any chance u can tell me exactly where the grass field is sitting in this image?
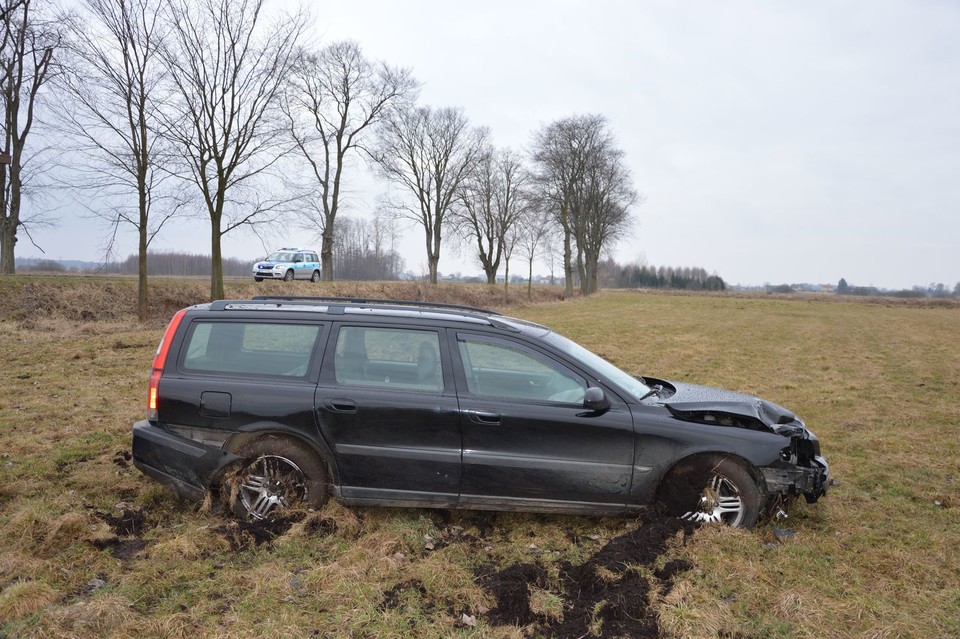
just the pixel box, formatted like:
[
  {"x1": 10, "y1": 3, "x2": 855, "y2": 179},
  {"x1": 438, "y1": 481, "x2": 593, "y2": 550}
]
[{"x1": 0, "y1": 279, "x2": 957, "y2": 638}]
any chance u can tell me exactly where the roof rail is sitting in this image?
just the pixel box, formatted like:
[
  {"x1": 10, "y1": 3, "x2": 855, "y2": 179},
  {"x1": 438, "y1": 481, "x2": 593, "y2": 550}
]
[{"x1": 248, "y1": 295, "x2": 501, "y2": 316}]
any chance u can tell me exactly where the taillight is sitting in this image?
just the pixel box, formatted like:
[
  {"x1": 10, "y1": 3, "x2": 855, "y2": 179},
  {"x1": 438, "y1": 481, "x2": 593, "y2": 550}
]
[{"x1": 147, "y1": 309, "x2": 187, "y2": 420}]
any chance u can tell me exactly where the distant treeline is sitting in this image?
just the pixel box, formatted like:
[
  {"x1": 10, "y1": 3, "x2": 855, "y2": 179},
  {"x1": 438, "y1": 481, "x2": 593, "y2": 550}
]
[
  {"x1": 103, "y1": 253, "x2": 252, "y2": 277},
  {"x1": 598, "y1": 258, "x2": 726, "y2": 291},
  {"x1": 332, "y1": 217, "x2": 404, "y2": 281}
]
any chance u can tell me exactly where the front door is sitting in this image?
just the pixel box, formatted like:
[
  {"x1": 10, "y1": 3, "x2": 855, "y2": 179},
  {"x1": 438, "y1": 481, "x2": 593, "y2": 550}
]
[{"x1": 451, "y1": 332, "x2": 635, "y2": 512}]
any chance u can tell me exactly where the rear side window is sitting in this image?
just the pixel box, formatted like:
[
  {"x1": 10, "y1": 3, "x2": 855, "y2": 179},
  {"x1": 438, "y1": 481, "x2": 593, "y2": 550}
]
[
  {"x1": 333, "y1": 326, "x2": 442, "y2": 391},
  {"x1": 182, "y1": 321, "x2": 320, "y2": 377}
]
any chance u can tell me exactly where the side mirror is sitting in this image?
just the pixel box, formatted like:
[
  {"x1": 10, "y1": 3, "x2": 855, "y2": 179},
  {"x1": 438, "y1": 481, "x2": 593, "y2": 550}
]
[{"x1": 584, "y1": 387, "x2": 611, "y2": 413}]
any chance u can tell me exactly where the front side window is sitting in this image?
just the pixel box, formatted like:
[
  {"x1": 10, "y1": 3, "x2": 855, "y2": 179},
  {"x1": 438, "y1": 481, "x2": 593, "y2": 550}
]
[
  {"x1": 182, "y1": 322, "x2": 320, "y2": 377},
  {"x1": 333, "y1": 326, "x2": 442, "y2": 391},
  {"x1": 457, "y1": 335, "x2": 586, "y2": 404}
]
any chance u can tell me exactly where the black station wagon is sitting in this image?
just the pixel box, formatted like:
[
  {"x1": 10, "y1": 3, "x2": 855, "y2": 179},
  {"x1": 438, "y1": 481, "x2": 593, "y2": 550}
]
[{"x1": 132, "y1": 297, "x2": 830, "y2": 528}]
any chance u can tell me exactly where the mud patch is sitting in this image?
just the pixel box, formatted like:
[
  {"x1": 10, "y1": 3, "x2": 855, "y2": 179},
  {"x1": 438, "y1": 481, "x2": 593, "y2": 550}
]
[
  {"x1": 112, "y1": 450, "x2": 132, "y2": 468},
  {"x1": 378, "y1": 579, "x2": 428, "y2": 611},
  {"x1": 91, "y1": 537, "x2": 150, "y2": 561},
  {"x1": 479, "y1": 510, "x2": 696, "y2": 638},
  {"x1": 95, "y1": 507, "x2": 147, "y2": 536},
  {"x1": 479, "y1": 563, "x2": 549, "y2": 627},
  {"x1": 214, "y1": 512, "x2": 306, "y2": 551}
]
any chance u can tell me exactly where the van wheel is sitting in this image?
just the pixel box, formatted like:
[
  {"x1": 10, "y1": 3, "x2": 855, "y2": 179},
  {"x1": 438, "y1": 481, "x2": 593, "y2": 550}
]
[
  {"x1": 283, "y1": 269, "x2": 294, "y2": 282},
  {"x1": 232, "y1": 438, "x2": 327, "y2": 520},
  {"x1": 659, "y1": 455, "x2": 761, "y2": 528},
  {"x1": 311, "y1": 270, "x2": 321, "y2": 283}
]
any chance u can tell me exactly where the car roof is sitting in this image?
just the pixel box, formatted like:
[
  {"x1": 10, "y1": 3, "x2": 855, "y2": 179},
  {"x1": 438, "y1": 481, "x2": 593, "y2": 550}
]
[{"x1": 193, "y1": 296, "x2": 549, "y2": 334}]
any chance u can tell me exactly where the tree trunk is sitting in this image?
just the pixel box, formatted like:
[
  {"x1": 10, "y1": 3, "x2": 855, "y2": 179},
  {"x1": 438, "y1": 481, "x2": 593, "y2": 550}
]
[
  {"x1": 0, "y1": 218, "x2": 15, "y2": 274},
  {"x1": 321, "y1": 216, "x2": 334, "y2": 281},
  {"x1": 527, "y1": 255, "x2": 534, "y2": 301},
  {"x1": 503, "y1": 257, "x2": 510, "y2": 302},
  {"x1": 137, "y1": 221, "x2": 148, "y2": 322},
  {"x1": 583, "y1": 254, "x2": 599, "y2": 296},
  {"x1": 210, "y1": 227, "x2": 224, "y2": 300},
  {"x1": 577, "y1": 245, "x2": 588, "y2": 296},
  {"x1": 484, "y1": 265, "x2": 496, "y2": 285},
  {"x1": 562, "y1": 226, "x2": 574, "y2": 297},
  {"x1": 427, "y1": 255, "x2": 439, "y2": 284}
]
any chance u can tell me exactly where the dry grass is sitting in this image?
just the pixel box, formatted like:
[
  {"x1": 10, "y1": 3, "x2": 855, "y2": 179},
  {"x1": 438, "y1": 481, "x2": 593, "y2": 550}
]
[{"x1": 0, "y1": 278, "x2": 957, "y2": 638}]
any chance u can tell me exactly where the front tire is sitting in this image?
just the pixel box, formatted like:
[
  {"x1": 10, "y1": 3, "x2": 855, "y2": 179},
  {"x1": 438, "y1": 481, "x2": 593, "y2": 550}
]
[
  {"x1": 254, "y1": 277, "x2": 263, "y2": 282},
  {"x1": 659, "y1": 455, "x2": 761, "y2": 528},
  {"x1": 283, "y1": 269, "x2": 294, "y2": 282},
  {"x1": 231, "y1": 438, "x2": 328, "y2": 520}
]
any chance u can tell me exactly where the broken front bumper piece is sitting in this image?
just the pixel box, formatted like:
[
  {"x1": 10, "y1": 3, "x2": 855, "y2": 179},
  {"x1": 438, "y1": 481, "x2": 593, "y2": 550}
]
[{"x1": 760, "y1": 455, "x2": 831, "y2": 503}]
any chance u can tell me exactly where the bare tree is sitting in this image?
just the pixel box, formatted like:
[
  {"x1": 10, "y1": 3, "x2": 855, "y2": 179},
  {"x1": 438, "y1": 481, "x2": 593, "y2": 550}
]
[
  {"x1": 530, "y1": 116, "x2": 599, "y2": 296},
  {"x1": 373, "y1": 105, "x2": 485, "y2": 284},
  {"x1": 57, "y1": 0, "x2": 176, "y2": 320},
  {"x1": 517, "y1": 206, "x2": 553, "y2": 300},
  {"x1": 454, "y1": 146, "x2": 528, "y2": 285},
  {"x1": 0, "y1": 0, "x2": 61, "y2": 274},
  {"x1": 160, "y1": 0, "x2": 306, "y2": 300},
  {"x1": 284, "y1": 40, "x2": 415, "y2": 281},
  {"x1": 571, "y1": 135, "x2": 637, "y2": 295},
  {"x1": 530, "y1": 114, "x2": 636, "y2": 296}
]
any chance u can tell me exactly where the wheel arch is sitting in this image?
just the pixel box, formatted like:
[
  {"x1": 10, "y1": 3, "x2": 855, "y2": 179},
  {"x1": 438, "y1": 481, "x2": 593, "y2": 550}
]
[
  {"x1": 222, "y1": 426, "x2": 340, "y2": 488},
  {"x1": 657, "y1": 450, "x2": 766, "y2": 500}
]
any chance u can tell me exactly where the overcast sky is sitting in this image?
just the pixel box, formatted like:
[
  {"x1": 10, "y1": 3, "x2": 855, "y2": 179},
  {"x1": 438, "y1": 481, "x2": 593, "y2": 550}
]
[{"x1": 29, "y1": 0, "x2": 960, "y2": 289}]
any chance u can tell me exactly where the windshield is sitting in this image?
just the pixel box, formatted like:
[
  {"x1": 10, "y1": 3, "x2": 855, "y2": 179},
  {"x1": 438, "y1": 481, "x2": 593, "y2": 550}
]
[
  {"x1": 542, "y1": 331, "x2": 651, "y2": 401},
  {"x1": 266, "y1": 252, "x2": 296, "y2": 262}
]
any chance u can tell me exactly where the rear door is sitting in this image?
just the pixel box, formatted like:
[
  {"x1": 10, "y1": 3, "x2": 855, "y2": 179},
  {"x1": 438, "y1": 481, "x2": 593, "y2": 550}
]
[
  {"x1": 314, "y1": 323, "x2": 461, "y2": 506},
  {"x1": 159, "y1": 318, "x2": 325, "y2": 442},
  {"x1": 451, "y1": 332, "x2": 635, "y2": 511}
]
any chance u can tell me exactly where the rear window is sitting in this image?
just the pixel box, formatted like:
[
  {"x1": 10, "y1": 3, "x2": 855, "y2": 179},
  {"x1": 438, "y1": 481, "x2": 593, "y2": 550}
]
[{"x1": 182, "y1": 321, "x2": 320, "y2": 377}]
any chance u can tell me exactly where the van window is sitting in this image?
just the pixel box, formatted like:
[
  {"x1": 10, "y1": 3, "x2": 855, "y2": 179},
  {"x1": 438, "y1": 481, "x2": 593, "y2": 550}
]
[
  {"x1": 182, "y1": 321, "x2": 320, "y2": 377},
  {"x1": 333, "y1": 326, "x2": 442, "y2": 391}
]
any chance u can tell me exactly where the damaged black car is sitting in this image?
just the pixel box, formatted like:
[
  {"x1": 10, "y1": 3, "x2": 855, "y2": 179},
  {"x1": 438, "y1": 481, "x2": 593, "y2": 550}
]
[{"x1": 132, "y1": 297, "x2": 830, "y2": 528}]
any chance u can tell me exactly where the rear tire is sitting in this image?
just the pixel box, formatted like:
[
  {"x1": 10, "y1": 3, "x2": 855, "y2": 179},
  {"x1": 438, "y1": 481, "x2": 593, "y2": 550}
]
[
  {"x1": 659, "y1": 455, "x2": 761, "y2": 528},
  {"x1": 231, "y1": 437, "x2": 328, "y2": 520},
  {"x1": 311, "y1": 270, "x2": 321, "y2": 283}
]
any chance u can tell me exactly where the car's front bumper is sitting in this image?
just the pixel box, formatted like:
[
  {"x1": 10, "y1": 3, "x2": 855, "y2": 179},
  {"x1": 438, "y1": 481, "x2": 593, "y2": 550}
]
[
  {"x1": 132, "y1": 420, "x2": 242, "y2": 501},
  {"x1": 253, "y1": 270, "x2": 284, "y2": 279},
  {"x1": 760, "y1": 454, "x2": 831, "y2": 503}
]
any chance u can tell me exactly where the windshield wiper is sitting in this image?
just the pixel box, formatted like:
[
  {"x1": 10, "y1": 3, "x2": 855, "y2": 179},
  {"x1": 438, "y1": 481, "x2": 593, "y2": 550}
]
[{"x1": 638, "y1": 384, "x2": 663, "y2": 402}]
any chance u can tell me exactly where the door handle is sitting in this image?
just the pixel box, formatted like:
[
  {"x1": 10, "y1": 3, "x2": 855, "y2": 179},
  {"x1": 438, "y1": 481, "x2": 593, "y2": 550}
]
[
  {"x1": 463, "y1": 409, "x2": 501, "y2": 425},
  {"x1": 324, "y1": 398, "x2": 357, "y2": 414}
]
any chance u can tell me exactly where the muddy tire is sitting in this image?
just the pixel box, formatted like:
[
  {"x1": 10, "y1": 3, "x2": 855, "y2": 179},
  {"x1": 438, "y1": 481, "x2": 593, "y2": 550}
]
[
  {"x1": 283, "y1": 269, "x2": 295, "y2": 282},
  {"x1": 659, "y1": 455, "x2": 761, "y2": 528},
  {"x1": 231, "y1": 437, "x2": 328, "y2": 520}
]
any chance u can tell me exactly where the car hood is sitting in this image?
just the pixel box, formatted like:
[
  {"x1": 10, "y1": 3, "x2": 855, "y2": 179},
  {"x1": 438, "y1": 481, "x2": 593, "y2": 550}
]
[
  {"x1": 660, "y1": 381, "x2": 803, "y2": 436},
  {"x1": 255, "y1": 261, "x2": 280, "y2": 268}
]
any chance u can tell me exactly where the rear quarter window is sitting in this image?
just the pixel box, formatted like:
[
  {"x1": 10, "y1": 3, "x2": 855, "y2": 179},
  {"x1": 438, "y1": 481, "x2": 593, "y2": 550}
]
[{"x1": 181, "y1": 321, "x2": 321, "y2": 377}]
